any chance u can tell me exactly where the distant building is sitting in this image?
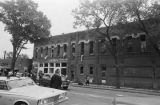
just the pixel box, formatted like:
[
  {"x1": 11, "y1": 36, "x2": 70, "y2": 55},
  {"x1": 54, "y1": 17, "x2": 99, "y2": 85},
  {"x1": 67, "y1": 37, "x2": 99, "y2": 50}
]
[
  {"x1": 33, "y1": 29, "x2": 160, "y2": 89},
  {"x1": 0, "y1": 58, "x2": 32, "y2": 74}
]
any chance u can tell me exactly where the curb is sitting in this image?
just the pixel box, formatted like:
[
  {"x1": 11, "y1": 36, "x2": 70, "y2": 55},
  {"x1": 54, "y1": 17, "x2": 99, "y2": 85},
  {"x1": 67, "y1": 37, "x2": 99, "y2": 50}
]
[{"x1": 71, "y1": 84, "x2": 160, "y2": 96}]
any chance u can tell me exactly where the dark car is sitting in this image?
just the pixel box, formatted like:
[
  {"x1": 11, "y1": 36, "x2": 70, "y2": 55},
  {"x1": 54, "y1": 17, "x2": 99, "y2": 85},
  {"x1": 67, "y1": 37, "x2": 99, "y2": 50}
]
[{"x1": 41, "y1": 74, "x2": 70, "y2": 89}]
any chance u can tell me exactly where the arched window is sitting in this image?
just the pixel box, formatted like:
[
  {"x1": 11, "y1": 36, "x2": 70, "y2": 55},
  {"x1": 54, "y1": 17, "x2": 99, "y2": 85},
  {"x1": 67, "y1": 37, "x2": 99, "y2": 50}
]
[
  {"x1": 80, "y1": 42, "x2": 84, "y2": 55},
  {"x1": 72, "y1": 43, "x2": 76, "y2": 54},
  {"x1": 139, "y1": 34, "x2": 146, "y2": 52},
  {"x1": 57, "y1": 45, "x2": 60, "y2": 56},
  {"x1": 51, "y1": 46, "x2": 54, "y2": 58},
  {"x1": 89, "y1": 41, "x2": 94, "y2": 54}
]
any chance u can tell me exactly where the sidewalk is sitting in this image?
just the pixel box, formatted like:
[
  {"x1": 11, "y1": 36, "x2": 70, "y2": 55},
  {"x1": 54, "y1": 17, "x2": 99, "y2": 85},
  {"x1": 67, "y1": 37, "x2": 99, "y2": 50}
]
[{"x1": 70, "y1": 83, "x2": 160, "y2": 96}]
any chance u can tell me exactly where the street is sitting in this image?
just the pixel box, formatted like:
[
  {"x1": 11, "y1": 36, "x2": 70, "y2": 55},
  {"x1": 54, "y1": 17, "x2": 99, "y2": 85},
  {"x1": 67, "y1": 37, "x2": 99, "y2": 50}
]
[{"x1": 61, "y1": 86, "x2": 159, "y2": 105}]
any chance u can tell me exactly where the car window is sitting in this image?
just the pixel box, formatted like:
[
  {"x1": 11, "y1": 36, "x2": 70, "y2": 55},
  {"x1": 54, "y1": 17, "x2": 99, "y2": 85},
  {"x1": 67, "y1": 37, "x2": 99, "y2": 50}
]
[
  {"x1": 7, "y1": 78, "x2": 35, "y2": 89},
  {"x1": 0, "y1": 80, "x2": 8, "y2": 90}
]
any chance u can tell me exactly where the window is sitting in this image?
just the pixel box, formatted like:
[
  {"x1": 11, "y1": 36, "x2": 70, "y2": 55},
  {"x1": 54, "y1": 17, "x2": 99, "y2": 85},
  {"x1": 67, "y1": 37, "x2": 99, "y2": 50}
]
[
  {"x1": 44, "y1": 63, "x2": 48, "y2": 67},
  {"x1": 126, "y1": 36, "x2": 133, "y2": 52},
  {"x1": 63, "y1": 44, "x2": 67, "y2": 58},
  {"x1": 44, "y1": 68, "x2": 48, "y2": 73},
  {"x1": 63, "y1": 44, "x2": 67, "y2": 53},
  {"x1": 0, "y1": 81, "x2": 8, "y2": 90},
  {"x1": 140, "y1": 34, "x2": 146, "y2": 52},
  {"x1": 72, "y1": 43, "x2": 76, "y2": 54},
  {"x1": 45, "y1": 47, "x2": 48, "y2": 55},
  {"x1": 61, "y1": 68, "x2": 67, "y2": 76},
  {"x1": 89, "y1": 66, "x2": 94, "y2": 75},
  {"x1": 100, "y1": 39, "x2": 107, "y2": 54},
  {"x1": 80, "y1": 42, "x2": 84, "y2": 55},
  {"x1": 50, "y1": 63, "x2": 54, "y2": 67},
  {"x1": 51, "y1": 46, "x2": 54, "y2": 58},
  {"x1": 89, "y1": 41, "x2": 94, "y2": 54},
  {"x1": 62, "y1": 63, "x2": 67, "y2": 67},
  {"x1": 112, "y1": 38, "x2": 117, "y2": 46},
  {"x1": 101, "y1": 65, "x2": 106, "y2": 77},
  {"x1": 40, "y1": 63, "x2": 43, "y2": 67},
  {"x1": 57, "y1": 45, "x2": 60, "y2": 56},
  {"x1": 49, "y1": 68, "x2": 54, "y2": 73},
  {"x1": 56, "y1": 63, "x2": 60, "y2": 67},
  {"x1": 80, "y1": 66, "x2": 84, "y2": 74}
]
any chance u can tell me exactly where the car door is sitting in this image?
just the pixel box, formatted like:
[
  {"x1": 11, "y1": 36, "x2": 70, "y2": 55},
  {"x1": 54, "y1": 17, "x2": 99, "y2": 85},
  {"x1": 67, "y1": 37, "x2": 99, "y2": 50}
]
[{"x1": 0, "y1": 80, "x2": 11, "y2": 105}]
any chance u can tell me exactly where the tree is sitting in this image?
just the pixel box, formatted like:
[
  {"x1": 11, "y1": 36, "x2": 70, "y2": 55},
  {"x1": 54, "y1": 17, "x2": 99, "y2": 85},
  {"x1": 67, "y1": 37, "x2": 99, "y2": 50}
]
[
  {"x1": 5, "y1": 51, "x2": 29, "y2": 59},
  {"x1": 0, "y1": 0, "x2": 51, "y2": 75},
  {"x1": 72, "y1": 0, "x2": 125, "y2": 88},
  {"x1": 122, "y1": 0, "x2": 160, "y2": 89},
  {"x1": 123, "y1": 0, "x2": 160, "y2": 55}
]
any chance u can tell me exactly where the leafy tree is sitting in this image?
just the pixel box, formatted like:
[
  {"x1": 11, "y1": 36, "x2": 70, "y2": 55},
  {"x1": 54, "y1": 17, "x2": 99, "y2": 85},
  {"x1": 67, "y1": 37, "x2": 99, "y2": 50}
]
[
  {"x1": 0, "y1": 0, "x2": 51, "y2": 75},
  {"x1": 123, "y1": 0, "x2": 160, "y2": 55},
  {"x1": 122, "y1": 0, "x2": 160, "y2": 89},
  {"x1": 72, "y1": 0, "x2": 125, "y2": 88}
]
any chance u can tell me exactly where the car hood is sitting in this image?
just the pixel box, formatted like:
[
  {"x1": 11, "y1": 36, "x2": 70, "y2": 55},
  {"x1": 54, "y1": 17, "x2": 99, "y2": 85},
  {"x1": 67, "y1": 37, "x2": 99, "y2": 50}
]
[
  {"x1": 9, "y1": 85, "x2": 65, "y2": 99},
  {"x1": 114, "y1": 96, "x2": 160, "y2": 105}
]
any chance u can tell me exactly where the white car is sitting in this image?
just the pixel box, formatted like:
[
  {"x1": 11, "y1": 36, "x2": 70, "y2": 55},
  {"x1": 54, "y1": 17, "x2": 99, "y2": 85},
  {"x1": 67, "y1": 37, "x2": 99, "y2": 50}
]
[
  {"x1": 113, "y1": 94, "x2": 160, "y2": 105},
  {"x1": 0, "y1": 76, "x2": 68, "y2": 105}
]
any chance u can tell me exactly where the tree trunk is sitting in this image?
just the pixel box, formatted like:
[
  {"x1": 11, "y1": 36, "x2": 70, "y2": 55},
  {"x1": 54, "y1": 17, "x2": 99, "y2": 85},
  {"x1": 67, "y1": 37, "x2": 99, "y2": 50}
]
[
  {"x1": 114, "y1": 56, "x2": 120, "y2": 89},
  {"x1": 10, "y1": 45, "x2": 17, "y2": 76}
]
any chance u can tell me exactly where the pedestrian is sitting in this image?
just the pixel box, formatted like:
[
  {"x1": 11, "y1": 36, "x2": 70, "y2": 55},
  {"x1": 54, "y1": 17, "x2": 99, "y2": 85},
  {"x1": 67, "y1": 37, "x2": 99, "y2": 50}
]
[
  {"x1": 85, "y1": 75, "x2": 90, "y2": 86},
  {"x1": 31, "y1": 72, "x2": 37, "y2": 83},
  {"x1": 50, "y1": 69, "x2": 62, "y2": 89},
  {"x1": 38, "y1": 70, "x2": 43, "y2": 86}
]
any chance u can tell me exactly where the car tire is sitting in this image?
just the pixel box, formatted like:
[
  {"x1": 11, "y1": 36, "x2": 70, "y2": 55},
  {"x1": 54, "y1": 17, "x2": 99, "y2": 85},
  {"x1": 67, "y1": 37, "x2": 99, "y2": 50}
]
[{"x1": 15, "y1": 102, "x2": 28, "y2": 105}]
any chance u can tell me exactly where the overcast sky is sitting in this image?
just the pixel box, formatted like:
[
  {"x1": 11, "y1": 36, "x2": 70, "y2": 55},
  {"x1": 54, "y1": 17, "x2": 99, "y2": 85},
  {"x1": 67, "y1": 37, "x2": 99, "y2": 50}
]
[{"x1": 0, "y1": 0, "x2": 81, "y2": 59}]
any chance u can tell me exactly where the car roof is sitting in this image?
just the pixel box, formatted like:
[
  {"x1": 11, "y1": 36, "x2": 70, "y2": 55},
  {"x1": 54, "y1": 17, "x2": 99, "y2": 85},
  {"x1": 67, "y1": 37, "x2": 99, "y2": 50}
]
[{"x1": 0, "y1": 76, "x2": 26, "y2": 82}]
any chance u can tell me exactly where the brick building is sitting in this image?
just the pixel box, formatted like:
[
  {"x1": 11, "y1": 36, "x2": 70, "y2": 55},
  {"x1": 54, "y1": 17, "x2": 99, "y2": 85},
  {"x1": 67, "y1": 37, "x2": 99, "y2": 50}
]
[{"x1": 33, "y1": 30, "x2": 160, "y2": 89}]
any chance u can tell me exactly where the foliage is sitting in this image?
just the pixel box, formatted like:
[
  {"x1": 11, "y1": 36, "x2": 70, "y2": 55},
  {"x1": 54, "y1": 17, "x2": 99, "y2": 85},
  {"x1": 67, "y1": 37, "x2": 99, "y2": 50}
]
[
  {"x1": 123, "y1": 0, "x2": 160, "y2": 55},
  {"x1": 73, "y1": 0, "x2": 125, "y2": 29},
  {"x1": 0, "y1": 0, "x2": 51, "y2": 73},
  {"x1": 73, "y1": 0, "x2": 125, "y2": 55},
  {"x1": 72, "y1": 0, "x2": 126, "y2": 88}
]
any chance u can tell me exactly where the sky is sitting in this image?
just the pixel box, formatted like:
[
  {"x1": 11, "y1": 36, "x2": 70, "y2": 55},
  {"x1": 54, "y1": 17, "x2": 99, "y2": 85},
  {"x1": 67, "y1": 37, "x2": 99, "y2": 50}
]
[{"x1": 0, "y1": 0, "x2": 81, "y2": 59}]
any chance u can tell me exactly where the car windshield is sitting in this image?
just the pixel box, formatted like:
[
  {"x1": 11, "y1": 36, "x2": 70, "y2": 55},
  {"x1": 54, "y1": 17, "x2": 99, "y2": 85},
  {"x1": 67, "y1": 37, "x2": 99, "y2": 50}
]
[{"x1": 7, "y1": 78, "x2": 35, "y2": 89}]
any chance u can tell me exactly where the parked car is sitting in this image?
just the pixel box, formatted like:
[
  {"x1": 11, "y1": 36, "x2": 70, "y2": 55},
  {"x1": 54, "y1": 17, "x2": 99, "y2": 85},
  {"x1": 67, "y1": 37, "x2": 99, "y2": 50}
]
[
  {"x1": 112, "y1": 94, "x2": 160, "y2": 105},
  {"x1": 41, "y1": 74, "x2": 70, "y2": 89},
  {"x1": 8, "y1": 72, "x2": 23, "y2": 77},
  {"x1": 0, "y1": 76, "x2": 68, "y2": 105}
]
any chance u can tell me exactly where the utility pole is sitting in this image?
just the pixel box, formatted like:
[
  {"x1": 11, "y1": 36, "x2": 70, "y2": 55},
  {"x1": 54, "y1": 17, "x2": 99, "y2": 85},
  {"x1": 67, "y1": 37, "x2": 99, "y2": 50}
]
[{"x1": 3, "y1": 50, "x2": 6, "y2": 59}]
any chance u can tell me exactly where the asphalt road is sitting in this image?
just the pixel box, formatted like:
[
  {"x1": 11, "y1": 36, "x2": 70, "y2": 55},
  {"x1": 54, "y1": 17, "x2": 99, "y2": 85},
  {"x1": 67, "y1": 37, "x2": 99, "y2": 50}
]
[{"x1": 60, "y1": 86, "x2": 156, "y2": 105}]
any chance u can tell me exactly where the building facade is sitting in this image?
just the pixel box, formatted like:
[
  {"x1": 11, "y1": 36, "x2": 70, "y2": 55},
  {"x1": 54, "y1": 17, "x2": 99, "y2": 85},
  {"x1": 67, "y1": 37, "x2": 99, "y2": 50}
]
[{"x1": 33, "y1": 30, "x2": 160, "y2": 89}]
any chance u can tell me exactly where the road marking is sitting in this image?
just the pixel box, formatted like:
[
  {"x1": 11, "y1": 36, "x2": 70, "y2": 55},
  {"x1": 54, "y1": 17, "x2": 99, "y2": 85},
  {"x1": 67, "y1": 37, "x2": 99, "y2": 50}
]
[{"x1": 71, "y1": 91, "x2": 112, "y2": 99}]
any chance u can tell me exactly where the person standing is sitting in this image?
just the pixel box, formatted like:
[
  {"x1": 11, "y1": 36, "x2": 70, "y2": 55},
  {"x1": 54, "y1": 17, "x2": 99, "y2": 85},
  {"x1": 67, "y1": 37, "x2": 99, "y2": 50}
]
[
  {"x1": 50, "y1": 69, "x2": 62, "y2": 89},
  {"x1": 38, "y1": 70, "x2": 43, "y2": 86},
  {"x1": 85, "y1": 75, "x2": 90, "y2": 86}
]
